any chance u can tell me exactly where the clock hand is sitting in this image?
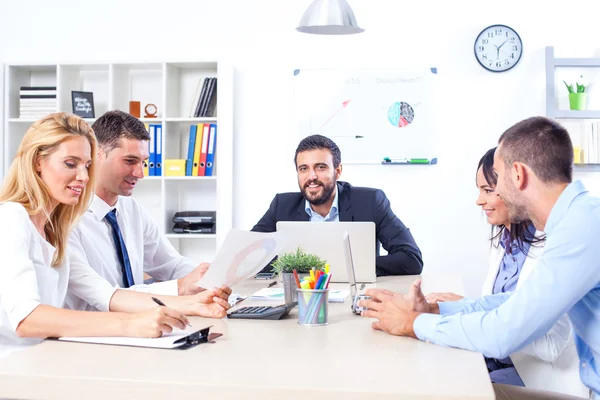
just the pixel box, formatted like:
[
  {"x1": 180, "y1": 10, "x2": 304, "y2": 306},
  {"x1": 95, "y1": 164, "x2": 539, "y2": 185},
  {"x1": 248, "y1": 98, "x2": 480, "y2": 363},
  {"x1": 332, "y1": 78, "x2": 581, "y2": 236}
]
[{"x1": 497, "y1": 39, "x2": 509, "y2": 50}]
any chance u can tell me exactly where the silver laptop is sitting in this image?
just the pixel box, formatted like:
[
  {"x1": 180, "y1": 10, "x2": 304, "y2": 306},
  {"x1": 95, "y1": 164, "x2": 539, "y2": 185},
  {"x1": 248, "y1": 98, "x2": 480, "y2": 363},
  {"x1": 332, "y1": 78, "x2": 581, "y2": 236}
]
[
  {"x1": 342, "y1": 231, "x2": 371, "y2": 314},
  {"x1": 276, "y1": 221, "x2": 376, "y2": 283}
]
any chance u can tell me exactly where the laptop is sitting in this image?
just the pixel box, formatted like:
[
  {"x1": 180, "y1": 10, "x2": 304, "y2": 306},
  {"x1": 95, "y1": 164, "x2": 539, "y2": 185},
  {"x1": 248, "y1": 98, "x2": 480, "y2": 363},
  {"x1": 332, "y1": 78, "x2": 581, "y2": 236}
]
[
  {"x1": 342, "y1": 231, "x2": 371, "y2": 314},
  {"x1": 276, "y1": 221, "x2": 376, "y2": 283}
]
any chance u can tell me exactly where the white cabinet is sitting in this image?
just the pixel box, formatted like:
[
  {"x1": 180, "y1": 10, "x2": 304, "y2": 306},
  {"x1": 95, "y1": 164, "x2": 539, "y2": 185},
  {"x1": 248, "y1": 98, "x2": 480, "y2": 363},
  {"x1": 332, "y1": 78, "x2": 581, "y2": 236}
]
[{"x1": 3, "y1": 61, "x2": 233, "y2": 262}]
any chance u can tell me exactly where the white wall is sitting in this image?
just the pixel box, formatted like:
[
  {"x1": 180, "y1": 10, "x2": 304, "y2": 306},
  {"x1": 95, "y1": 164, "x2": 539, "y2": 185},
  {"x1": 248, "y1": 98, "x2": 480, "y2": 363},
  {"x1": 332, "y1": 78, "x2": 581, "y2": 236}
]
[{"x1": 1, "y1": 0, "x2": 599, "y2": 295}]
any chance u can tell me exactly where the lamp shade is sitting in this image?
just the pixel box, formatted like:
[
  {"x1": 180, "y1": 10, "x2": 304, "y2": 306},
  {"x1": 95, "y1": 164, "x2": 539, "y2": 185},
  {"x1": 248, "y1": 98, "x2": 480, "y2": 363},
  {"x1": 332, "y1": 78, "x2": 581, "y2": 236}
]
[{"x1": 296, "y1": 0, "x2": 364, "y2": 35}]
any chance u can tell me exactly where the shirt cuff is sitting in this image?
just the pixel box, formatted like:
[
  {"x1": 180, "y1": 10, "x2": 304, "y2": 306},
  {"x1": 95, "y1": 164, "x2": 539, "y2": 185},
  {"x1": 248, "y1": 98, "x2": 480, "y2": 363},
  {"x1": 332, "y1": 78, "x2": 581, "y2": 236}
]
[
  {"x1": 413, "y1": 313, "x2": 443, "y2": 342},
  {"x1": 149, "y1": 279, "x2": 179, "y2": 296},
  {"x1": 8, "y1": 300, "x2": 41, "y2": 331},
  {"x1": 95, "y1": 285, "x2": 119, "y2": 312},
  {"x1": 438, "y1": 301, "x2": 465, "y2": 316}
]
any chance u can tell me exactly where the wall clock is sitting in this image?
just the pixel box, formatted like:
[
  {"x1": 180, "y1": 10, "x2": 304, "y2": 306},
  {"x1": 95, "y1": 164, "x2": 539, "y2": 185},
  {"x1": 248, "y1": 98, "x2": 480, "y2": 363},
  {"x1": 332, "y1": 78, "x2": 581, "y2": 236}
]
[{"x1": 474, "y1": 24, "x2": 523, "y2": 72}]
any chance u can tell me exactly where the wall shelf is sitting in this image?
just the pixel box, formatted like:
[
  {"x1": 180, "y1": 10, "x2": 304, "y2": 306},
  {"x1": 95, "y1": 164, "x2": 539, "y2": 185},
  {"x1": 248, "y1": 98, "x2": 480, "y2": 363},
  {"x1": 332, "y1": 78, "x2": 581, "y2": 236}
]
[
  {"x1": 574, "y1": 164, "x2": 600, "y2": 171},
  {"x1": 545, "y1": 46, "x2": 600, "y2": 119},
  {"x1": 553, "y1": 110, "x2": 600, "y2": 119}
]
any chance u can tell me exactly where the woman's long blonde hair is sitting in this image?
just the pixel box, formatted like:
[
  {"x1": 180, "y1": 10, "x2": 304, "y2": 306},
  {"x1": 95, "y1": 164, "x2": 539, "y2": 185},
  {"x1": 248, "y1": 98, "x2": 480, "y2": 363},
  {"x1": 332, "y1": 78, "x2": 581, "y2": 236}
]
[{"x1": 0, "y1": 113, "x2": 97, "y2": 266}]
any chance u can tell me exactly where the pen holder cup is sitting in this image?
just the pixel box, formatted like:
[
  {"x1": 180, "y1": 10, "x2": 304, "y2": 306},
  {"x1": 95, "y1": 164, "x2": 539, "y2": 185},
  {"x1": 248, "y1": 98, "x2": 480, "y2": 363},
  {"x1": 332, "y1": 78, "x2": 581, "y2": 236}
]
[{"x1": 297, "y1": 288, "x2": 329, "y2": 326}]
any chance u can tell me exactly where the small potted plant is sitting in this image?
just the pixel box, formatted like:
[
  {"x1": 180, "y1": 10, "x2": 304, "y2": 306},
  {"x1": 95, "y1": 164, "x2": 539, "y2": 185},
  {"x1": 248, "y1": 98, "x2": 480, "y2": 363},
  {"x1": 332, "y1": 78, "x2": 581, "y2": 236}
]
[
  {"x1": 270, "y1": 247, "x2": 326, "y2": 303},
  {"x1": 563, "y1": 75, "x2": 590, "y2": 111}
]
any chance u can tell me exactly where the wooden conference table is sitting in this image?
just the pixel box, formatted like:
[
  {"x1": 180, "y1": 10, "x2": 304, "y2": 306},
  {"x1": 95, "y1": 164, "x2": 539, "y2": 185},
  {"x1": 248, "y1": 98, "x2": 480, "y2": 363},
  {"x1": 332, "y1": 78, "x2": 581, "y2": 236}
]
[{"x1": 0, "y1": 275, "x2": 494, "y2": 399}]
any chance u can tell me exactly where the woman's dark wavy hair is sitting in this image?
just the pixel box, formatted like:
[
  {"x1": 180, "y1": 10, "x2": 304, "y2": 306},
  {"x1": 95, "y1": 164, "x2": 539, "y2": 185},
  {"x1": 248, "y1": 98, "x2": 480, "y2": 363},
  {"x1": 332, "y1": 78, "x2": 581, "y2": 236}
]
[{"x1": 478, "y1": 147, "x2": 545, "y2": 252}]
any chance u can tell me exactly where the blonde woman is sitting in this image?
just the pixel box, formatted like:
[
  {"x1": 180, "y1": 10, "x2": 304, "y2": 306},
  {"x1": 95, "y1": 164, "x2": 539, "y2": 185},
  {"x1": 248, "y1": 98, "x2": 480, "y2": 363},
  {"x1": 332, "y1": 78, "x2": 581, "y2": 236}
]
[{"x1": 0, "y1": 113, "x2": 229, "y2": 358}]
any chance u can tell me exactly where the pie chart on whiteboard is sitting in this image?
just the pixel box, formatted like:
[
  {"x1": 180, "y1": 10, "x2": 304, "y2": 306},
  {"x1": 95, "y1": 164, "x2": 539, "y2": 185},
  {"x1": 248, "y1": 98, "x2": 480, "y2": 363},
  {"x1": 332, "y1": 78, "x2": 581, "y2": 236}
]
[{"x1": 387, "y1": 101, "x2": 415, "y2": 128}]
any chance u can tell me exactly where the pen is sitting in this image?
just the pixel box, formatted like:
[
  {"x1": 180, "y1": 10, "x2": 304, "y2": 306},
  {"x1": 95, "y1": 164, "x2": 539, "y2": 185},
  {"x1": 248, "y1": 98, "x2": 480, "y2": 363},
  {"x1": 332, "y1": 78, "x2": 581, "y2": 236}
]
[
  {"x1": 267, "y1": 281, "x2": 277, "y2": 288},
  {"x1": 151, "y1": 297, "x2": 192, "y2": 327},
  {"x1": 292, "y1": 269, "x2": 302, "y2": 289}
]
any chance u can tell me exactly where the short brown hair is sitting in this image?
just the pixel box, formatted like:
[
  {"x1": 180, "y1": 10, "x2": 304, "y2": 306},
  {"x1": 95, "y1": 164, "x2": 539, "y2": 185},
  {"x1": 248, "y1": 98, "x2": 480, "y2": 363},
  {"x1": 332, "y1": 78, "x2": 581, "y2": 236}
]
[
  {"x1": 294, "y1": 134, "x2": 341, "y2": 168},
  {"x1": 498, "y1": 116, "x2": 573, "y2": 184},
  {"x1": 91, "y1": 110, "x2": 150, "y2": 153}
]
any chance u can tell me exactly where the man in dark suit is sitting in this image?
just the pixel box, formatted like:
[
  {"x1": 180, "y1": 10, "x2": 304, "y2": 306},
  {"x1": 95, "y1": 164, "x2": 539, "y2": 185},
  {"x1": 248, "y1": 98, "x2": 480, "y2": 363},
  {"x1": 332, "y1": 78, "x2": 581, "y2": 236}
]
[{"x1": 252, "y1": 134, "x2": 423, "y2": 276}]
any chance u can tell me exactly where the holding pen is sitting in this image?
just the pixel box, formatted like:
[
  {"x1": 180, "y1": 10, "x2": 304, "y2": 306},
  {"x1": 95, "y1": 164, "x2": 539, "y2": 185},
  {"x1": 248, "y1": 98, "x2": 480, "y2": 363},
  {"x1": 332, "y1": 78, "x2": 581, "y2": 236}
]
[{"x1": 152, "y1": 297, "x2": 192, "y2": 327}]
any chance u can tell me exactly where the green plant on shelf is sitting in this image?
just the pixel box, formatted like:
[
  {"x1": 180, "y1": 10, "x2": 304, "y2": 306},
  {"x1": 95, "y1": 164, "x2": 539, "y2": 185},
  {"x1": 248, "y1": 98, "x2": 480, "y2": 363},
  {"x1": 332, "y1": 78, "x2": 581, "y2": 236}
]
[{"x1": 563, "y1": 75, "x2": 589, "y2": 93}]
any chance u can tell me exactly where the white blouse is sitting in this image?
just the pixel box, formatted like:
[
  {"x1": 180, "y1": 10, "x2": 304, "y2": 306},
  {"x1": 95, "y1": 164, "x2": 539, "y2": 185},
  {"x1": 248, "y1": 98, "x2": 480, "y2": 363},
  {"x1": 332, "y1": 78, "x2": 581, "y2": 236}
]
[{"x1": 0, "y1": 202, "x2": 116, "y2": 358}]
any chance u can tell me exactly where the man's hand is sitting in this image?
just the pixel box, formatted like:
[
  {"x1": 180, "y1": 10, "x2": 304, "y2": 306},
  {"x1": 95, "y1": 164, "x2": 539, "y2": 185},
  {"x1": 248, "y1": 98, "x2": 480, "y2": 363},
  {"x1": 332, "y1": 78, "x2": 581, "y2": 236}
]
[
  {"x1": 425, "y1": 292, "x2": 464, "y2": 303},
  {"x1": 402, "y1": 280, "x2": 437, "y2": 313},
  {"x1": 358, "y1": 279, "x2": 439, "y2": 337},
  {"x1": 177, "y1": 263, "x2": 210, "y2": 296},
  {"x1": 194, "y1": 285, "x2": 233, "y2": 304}
]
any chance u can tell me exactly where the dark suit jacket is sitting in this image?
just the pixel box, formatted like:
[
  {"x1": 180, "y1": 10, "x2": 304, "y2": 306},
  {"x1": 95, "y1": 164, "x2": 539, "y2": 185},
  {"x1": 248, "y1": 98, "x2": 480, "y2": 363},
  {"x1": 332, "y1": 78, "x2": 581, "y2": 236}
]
[{"x1": 252, "y1": 181, "x2": 423, "y2": 276}]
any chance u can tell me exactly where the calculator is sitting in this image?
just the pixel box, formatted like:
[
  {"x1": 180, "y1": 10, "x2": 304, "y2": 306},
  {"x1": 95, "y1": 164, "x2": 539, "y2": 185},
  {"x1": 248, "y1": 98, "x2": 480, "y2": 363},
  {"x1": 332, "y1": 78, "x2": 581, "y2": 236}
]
[{"x1": 227, "y1": 302, "x2": 298, "y2": 320}]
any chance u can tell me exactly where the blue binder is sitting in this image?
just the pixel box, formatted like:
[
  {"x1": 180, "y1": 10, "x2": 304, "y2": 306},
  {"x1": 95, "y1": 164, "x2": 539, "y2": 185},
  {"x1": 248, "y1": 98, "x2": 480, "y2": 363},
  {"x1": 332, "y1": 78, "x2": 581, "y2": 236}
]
[
  {"x1": 205, "y1": 124, "x2": 217, "y2": 176},
  {"x1": 185, "y1": 125, "x2": 197, "y2": 176},
  {"x1": 155, "y1": 124, "x2": 163, "y2": 176},
  {"x1": 148, "y1": 125, "x2": 156, "y2": 176}
]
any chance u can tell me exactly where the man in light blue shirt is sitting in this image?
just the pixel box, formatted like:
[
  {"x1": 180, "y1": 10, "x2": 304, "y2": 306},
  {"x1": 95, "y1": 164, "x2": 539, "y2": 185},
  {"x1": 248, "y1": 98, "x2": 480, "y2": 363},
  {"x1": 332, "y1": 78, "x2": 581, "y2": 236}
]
[
  {"x1": 359, "y1": 116, "x2": 600, "y2": 399},
  {"x1": 305, "y1": 189, "x2": 339, "y2": 222}
]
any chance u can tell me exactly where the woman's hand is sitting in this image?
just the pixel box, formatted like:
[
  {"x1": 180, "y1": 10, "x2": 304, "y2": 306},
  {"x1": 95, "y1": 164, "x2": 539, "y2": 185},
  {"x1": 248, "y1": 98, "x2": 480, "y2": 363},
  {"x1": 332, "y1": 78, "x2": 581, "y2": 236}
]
[
  {"x1": 425, "y1": 292, "x2": 464, "y2": 303},
  {"x1": 124, "y1": 306, "x2": 189, "y2": 337}
]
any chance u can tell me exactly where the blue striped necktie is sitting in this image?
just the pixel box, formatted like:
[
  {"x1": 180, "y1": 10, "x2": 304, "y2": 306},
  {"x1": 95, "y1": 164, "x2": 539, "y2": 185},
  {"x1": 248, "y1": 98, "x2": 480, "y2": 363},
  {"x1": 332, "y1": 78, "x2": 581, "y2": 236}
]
[{"x1": 104, "y1": 209, "x2": 134, "y2": 288}]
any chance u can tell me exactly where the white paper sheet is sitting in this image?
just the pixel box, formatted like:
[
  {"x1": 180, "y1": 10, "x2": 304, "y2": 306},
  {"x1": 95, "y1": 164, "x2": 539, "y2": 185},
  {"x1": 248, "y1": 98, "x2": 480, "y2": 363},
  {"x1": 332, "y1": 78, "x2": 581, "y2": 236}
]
[{"x1": 196, "y1": 229, "x2": 285, "y2": 288}]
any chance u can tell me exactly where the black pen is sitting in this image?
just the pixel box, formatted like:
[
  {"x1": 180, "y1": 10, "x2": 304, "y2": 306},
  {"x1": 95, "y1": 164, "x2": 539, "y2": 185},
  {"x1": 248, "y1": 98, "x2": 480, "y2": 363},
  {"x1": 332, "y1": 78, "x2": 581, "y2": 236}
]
[
  {"x1": 151, "y1": 297, "x2": 192, "y2": 327},
  {"x1": 267, "y1": 281, "x2": 277, "y2": 288}
]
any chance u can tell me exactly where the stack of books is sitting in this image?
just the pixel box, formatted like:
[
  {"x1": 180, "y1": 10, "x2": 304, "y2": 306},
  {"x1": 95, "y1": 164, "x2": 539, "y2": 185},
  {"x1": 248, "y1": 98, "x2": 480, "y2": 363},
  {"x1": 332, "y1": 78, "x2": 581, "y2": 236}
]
[
  {"x1": 188, "y1": 77, "x2": 217, "y2": 118},
  {"x1": 20, "y1": 86, "x2": 56, "y2": 119}
]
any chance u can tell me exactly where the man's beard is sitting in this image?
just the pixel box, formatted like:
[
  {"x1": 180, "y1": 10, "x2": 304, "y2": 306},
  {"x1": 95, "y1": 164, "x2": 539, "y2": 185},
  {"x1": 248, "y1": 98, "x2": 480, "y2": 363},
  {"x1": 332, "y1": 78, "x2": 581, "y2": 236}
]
[
  {"x1": 301, "y1": 179, "x2": 336, "y2": 206},
  {"x1": 502, "y1": 177, "x2": 529, "y2": 223}
]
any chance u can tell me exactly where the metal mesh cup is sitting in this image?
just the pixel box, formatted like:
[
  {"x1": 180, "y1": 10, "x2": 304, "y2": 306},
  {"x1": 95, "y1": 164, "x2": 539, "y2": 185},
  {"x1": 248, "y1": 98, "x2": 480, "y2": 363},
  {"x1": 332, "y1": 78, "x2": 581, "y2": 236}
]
[
  {"x1": 297, "y1": 288, "x2": 329, "y2": 326},
  {"x1": 282, "y1": 273, "x2": 298, "y2": 303}
]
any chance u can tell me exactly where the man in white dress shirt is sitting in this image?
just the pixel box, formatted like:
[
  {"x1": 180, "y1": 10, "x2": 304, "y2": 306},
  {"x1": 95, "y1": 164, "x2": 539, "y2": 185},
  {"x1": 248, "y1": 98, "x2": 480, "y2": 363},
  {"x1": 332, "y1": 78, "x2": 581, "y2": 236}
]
[{"x1": 66, "y1": 110, "x2": 228, "y2": 311}]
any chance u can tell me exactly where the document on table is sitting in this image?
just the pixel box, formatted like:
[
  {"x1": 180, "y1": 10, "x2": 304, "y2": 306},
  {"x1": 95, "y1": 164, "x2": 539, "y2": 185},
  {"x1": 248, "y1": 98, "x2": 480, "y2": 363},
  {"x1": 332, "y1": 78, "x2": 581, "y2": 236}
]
[
  {"x1": 196, "y1": 229, "x2": 286, "y2": 288},
  {"x1": 56, "y1": 325, "x2": 209, "y2": 349},
  {"x1": 250, "y1": 288, "x2": 350, "y2": 303}
]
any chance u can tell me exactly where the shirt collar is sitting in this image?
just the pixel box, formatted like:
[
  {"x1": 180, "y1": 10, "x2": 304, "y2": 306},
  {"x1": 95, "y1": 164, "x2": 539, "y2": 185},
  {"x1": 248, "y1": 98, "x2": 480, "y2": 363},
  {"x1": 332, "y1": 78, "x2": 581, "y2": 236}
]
[
  {"x1": 544, "y1": 180, "x2": 588, "y2": 235},
  {"x1": 89, "y1": 194, "x2": 119, "y2": 221},
  {"x1": 305, "y1": 185, "x2": 339, "y2": 218},
  {"x1": 499, "y1": 227, "x2": 512, "y2": 250}
]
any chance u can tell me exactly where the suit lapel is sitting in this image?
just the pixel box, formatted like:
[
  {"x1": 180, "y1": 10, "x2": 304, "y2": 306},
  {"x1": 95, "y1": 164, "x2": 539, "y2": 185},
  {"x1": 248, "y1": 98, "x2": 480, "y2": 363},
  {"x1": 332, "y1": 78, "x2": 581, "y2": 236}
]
[
  {"x1": 295, "y1": 198, "x2": 310, "y2": 221},
  {"x1": 338, "y1": 182, "x2": 353, "y2": 222}
]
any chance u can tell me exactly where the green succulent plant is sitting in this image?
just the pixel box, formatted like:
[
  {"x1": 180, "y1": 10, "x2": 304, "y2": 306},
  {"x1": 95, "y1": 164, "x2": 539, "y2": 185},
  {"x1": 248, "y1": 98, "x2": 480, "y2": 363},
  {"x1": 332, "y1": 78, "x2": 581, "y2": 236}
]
[{"x1": 270, "y1": 247, "x2": 326, "y2": 274}]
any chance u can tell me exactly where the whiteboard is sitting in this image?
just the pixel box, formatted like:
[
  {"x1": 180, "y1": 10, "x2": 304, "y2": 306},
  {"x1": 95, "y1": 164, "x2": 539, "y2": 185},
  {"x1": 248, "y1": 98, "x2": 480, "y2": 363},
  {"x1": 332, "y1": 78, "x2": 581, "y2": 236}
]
[{"x1": 293, "y1": 68, "x2": 439, "y2": 164}]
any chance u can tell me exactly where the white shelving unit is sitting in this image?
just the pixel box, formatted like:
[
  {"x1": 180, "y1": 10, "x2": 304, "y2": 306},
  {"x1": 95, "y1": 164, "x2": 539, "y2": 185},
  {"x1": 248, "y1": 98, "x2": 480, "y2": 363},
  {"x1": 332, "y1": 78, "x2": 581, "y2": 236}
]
[
  {"x1": 545, "y1": 46, "x2": 600, "y2": 171},
  {"x1": 3, "y1": 61, "x2": 233, "y2": 263}
]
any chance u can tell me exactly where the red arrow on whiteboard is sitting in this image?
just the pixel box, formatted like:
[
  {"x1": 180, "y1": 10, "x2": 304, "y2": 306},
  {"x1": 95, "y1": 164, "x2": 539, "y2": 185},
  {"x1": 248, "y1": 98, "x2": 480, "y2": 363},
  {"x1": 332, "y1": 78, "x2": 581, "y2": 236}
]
[{"x1": 315, "y1": 99, "x2": 351, "y2": 133}]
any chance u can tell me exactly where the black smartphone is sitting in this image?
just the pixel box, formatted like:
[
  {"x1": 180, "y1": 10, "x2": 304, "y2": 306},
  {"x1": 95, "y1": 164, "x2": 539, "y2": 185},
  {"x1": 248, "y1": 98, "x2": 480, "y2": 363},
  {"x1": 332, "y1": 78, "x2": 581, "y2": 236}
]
[{"x1": 255, "y1": 272, "x2": 276, "y2": 279}]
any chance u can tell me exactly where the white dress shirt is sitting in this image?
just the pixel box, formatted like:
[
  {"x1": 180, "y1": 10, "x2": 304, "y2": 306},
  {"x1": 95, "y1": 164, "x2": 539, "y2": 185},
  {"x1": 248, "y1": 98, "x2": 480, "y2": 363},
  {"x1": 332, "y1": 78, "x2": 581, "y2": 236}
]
[
  {"x1": 66, "y1": 195, "x2": 196, "y2": 311},
  {"x1": 0, "y1": 202, "x2": 116, "y2": 358}
]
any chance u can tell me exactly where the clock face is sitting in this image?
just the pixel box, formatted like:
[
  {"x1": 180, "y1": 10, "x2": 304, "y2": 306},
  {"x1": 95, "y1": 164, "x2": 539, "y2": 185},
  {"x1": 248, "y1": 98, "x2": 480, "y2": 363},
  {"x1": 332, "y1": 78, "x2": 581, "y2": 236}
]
[
  {"x1": 145, "y1": 103, "x2": 157, "y2": 115},
  {"x1": 474, "y1": 24, "x2": 523, "y2": 72}
]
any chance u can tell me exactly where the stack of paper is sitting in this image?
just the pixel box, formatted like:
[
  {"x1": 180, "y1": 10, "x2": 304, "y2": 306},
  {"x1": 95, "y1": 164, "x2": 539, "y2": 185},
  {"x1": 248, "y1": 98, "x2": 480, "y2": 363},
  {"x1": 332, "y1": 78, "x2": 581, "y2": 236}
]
[{"x1": 250, "y1": 288, "x2": 350, "y2": 303}]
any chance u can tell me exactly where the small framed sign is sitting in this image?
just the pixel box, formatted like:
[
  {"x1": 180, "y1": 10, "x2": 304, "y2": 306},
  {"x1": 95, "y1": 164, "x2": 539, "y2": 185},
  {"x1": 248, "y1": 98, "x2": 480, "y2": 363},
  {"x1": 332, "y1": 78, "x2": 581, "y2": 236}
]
[{"x1": 71, "y1": 91, "x2": 95, "y2": 118}]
